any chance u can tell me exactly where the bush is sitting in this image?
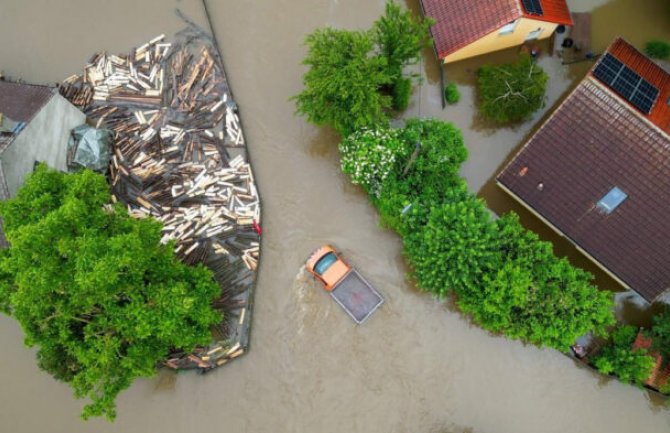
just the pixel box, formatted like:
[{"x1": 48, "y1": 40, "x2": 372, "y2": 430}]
[
  {"x1": 403, "y1": 206, "x2": 614, "y2": 350},
  {"x1": 403, "y1": 195, "x2": 497, "y2": 298},
  {"x1": 593, "y1": 326, "x2": 656, "y2": 386},
  {"x1": 392, "y1": 77, "x2": 413, "y2": 111},
  {"x1": 0, "y1": 164, "x2": 221, "y2": 420},
  {"x1": 444, "y1": 83, "x2": 460, "y2": 105},
  {"x1": 478, "y1": 54, "x2": 548, "y2": 123},
  {"x1": 645, "y1": 40, "x2": 670, "y2": 59},
  {"x1": 373, "y1": 119, "x2": 468, "y2": 232},
  {"x1": 647, "y1": 308, "x2": 670, "y2": 364},
  {"x1": 456, "y1": 214, "x2": 614, "y2": 349},
  {"x1": 339, "y1": 128, "x2": 406, "y2": 195}
]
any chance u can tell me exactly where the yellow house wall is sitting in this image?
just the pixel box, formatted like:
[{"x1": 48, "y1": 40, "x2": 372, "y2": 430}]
[{"x1": 443, "y1": 18, "x2": 559, "y2": 64}]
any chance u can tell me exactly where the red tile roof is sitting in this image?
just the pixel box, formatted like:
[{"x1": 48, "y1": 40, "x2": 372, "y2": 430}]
[
  {"x1": 632, "y1": 331, "x2": 670, "y2": 390},
  {"x1": 520, "y1": 0, "x2": 573, "y2": 26},
  {"x1": 420, "y1": 0, "x2": 572, "y2": 59},
  {"x1": 0, "y1": 81, "x2": 55, "y2": 123},
  {"x1": 497, "y1": 39, "x2": 670, "y2": 302},
  {"x1": 594, "y1": 38, "x2": 670, "y2": 133}
]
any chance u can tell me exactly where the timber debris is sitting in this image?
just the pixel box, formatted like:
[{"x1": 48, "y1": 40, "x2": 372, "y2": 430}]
[{"x1": 60, "y1": 30, "x2": 261, "y2": 371}]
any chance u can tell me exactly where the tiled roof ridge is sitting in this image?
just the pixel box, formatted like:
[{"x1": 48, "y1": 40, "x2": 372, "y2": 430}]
[
  {"x1": 587, "y1": 77, "x2": 670, "y2": 146},
  {"x1": 593, "y1": 37, "x2": 670, "y2": 141}
]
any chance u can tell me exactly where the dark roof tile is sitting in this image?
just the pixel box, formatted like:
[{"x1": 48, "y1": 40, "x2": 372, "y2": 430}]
[
  {"x1": 497, "y1": 68, "x2": 670, "y2": 301},
  {"x1": 0, "y1": 81, "x2": 55, "y2": 123}
]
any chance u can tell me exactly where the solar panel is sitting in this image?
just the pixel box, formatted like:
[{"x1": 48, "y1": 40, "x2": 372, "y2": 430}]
[
  {"x1": 521, "y1": 0, "x2": 544, "y2": 16},
  {"x1": 592, "y1": 53, "x2": 660, "y2": 115}
]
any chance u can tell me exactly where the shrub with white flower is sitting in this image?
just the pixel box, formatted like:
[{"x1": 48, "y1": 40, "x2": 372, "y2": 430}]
[{"x1": 339, "y1": 128, "x2": 404, "y2": 196}]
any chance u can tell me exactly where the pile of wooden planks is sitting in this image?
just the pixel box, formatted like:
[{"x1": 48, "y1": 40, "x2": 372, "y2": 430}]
[{"x1": 61, "y1": 33, "x2": 260, "y2": 371}]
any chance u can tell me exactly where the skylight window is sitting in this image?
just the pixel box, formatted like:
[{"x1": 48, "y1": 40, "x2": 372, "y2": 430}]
[{"x1": 597, "y1": 187, "x2": 628, "y2": 214}]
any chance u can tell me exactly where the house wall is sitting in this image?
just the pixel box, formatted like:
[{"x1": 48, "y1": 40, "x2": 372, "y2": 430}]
[
  {"x1": 1, "y1": 93, "x2": 85, "y2": 196},
  {"x1": 443, "y1": 18, "x2": 559, "y2": 64}
]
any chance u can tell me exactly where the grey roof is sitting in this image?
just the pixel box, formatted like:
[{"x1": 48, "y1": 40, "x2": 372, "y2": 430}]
[{"x1": 0, "y1": 81, "x2": 55, "y2": 123}]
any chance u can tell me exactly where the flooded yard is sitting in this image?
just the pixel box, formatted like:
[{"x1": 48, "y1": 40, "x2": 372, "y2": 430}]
[{"x1": 1, "y1": 1, "x2": 670, "y2": 432}]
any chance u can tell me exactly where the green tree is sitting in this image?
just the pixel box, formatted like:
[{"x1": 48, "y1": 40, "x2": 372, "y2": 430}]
[
  {"x1": 478, "y1": 54, "x2": 548, "y2": 123},
  {"x1": 464, "y1": 214, "x2": 615, "y2": 349},
  {"x1": 293, "y1": 28, "x2": 392, "y2": 136},
  {"x1": 372, "y1": 0, "x2": 433, "y2": 110},
  {"x1": 403, "y1": 196, "x2": 498, "y2": 298},
  {"x1": 372, "y1": 0, "x2": 433, "y2": 78},
  {"x1": 0, "y1": 165, "x2": 221, "y2": 420},
  {"x1": 374, "y1": 118, "x2": 467, "y2": 233},
  {"x1": 593, "y1": 325, "x2": 656, "y2": 386}
]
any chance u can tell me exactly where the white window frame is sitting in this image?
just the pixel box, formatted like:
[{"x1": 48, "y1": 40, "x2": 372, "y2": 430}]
[{"x1": 499, "y1": 20, "x2": 518, "y2": 35}]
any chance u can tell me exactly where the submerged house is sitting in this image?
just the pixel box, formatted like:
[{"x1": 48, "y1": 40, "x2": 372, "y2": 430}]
[
  {"x1": 497, "y1": 38, "x2": 670, "y2": 303},
  {"x1": 0, "y1": 81, "x2": 84, "y2": 199},
  {"x1": 0, "y1": 81, "x2": 84, "y2": 247},
  {"x1": 420, "y1": 0, "x2": 573, "y2": 63}
]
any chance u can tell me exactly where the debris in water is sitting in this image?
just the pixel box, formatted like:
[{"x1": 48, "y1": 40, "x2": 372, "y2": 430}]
[{"x1": 60, "y1": 28, "x2": 261, "y2": 371}]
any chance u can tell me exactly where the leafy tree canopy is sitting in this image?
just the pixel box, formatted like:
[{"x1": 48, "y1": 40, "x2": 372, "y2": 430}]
[
  {"x1": 403, "y1": 196, "x2": 497, "y2": 299},
  {"x1": 374, "y1": 118, "x2": 468, "y2": 233},
  {"x1": 293, "y1": 1, "x2": 433, "y2": 134},
  {"x1": 593, "y1": 325, "x2": 656, "y2": 386},
  {"x1": 0, "y1": 165, "x2": 221, "y2": 420},
  {"x1": 293, "y1": 27, "x2": 393, "y2": 136},
  {"x1": 372, "y1": 0, "x2": 433, "y2": 76},
  {"x1": 459, "y1": 214, "x2": 615, "y2": 349},
  {"x1": 478, "y1": 54, "x2": 548, "y2": 123}
]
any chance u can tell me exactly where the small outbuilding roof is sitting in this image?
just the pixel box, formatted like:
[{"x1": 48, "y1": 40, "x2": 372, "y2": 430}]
[
  {"x1": 632, "y1": 331, "x2": 670, "y2": 390},
  {"x1": 0, "y1": 81, "x2": 55, "y2": 123},
  {"x1": 420, "y1": 0, "x2": 573, "y2": 59},
  {"x1": 497, "y1": 38, "x2": 670, "y2": 302}
]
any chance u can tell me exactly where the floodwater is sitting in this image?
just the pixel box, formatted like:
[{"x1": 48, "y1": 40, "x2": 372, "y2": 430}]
[{"x1": 1, "y1": 1, "x2": 670, "y2": 433}]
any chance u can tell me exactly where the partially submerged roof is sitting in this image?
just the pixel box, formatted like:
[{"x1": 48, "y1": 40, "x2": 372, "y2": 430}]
[
  {"x1": 632, "y1": 331, "x2": 670, "y2": 390},
  {"x1": 420, "y1": 0, "x2": 573, "y2": 59},
  {"x1": 497, "y1": 38, "x2": 670, "y2": 302},
  {"x1": 0, "y1": 81, "x2": 55, "y2": 123}
]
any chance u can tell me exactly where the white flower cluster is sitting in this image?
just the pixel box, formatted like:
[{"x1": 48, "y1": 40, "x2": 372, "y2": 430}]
[{"x1": 339, "y1": 128, "x2": 401, "y2": 196}]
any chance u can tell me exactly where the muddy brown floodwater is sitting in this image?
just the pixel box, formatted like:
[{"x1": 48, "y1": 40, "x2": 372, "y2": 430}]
[{"x1": 1, "y1": 1, "x2": 670, "y2": 432}]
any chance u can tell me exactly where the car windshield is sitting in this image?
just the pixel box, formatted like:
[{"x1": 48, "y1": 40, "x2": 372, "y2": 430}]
[{"x1": 314, "y1": 252, "x2": 337, "y2": 276}]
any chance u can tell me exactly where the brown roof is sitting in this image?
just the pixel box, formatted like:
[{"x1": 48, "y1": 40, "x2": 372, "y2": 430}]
[
  {"x1": 420, "y1": 0, "x2": 572, "y2": 59},
  {"x1": 0, "y1": 81, "x2": 55, "y2": 123},
  {"x1": 497, "y1": 41, "x2": 670, "y2": 302}
]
